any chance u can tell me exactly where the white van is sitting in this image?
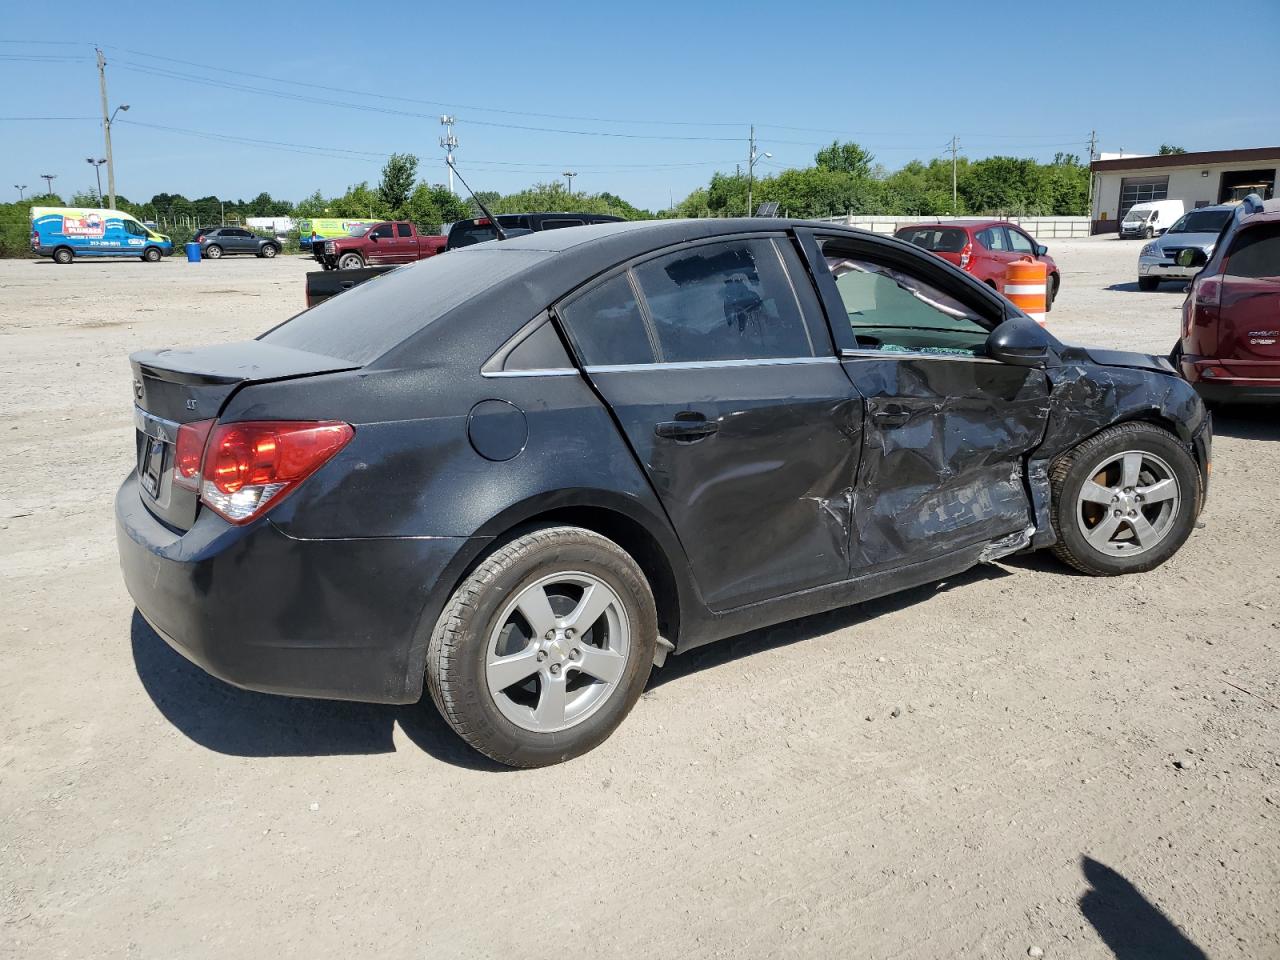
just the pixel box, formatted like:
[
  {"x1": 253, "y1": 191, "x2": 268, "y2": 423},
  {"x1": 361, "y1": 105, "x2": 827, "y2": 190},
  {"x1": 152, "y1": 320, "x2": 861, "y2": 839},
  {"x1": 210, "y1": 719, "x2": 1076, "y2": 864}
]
[{"x1": 1120, "y1": 199, "x2": 1185, "y2": 239}]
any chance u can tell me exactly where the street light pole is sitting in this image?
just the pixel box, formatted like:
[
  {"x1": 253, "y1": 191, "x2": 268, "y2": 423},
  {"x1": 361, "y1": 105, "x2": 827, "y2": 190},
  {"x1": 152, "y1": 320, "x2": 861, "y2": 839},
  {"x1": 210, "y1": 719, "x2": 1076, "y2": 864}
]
[
  {"x1": 746, "y1": 125, "x2": 771, "y2": 217},
  {"x1": 563, "y1": 171, "x2": 577, "y2": 196},
  {"x1": 86, "y1": 158, "x2": 106, "y2": 203},
  {"x1": 96, "y1": 48, "x2": 128, "y2": 210},
  {"x1": 14, "y1": 184, "x2": 27, "y2": 201}
]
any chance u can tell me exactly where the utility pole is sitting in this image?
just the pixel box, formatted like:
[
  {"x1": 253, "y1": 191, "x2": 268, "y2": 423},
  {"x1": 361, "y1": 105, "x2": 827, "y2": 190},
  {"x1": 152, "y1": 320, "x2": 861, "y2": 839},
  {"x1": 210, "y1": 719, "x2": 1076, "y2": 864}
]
[
  {"x1": 746, "y1": 125, "x2": 771, "y2": 217},
  {"x1": 40, "y1": 173, "x2": 56, "y2": 198},
  {"x1": 86, "y1": 158, "x2": 106, "y2": 203},
  {"x1": 96, "y1": 47, "x2": 119, "y2": 210},
  {"x1": 439, "y1": 115, "x2": 458, "y2": 195},
  {"x1": 1086, "y1": 129, "x2": 1099, "y2": 213},
  {"x1": 563, "y1": 171, "x2": 577, "y2": 196},
  {"x1": 14, "y1": 184, "x2": 28, "y2": 201},
  {"x1": 947, "y1": 136, "x2": 961, "y2": 214}
]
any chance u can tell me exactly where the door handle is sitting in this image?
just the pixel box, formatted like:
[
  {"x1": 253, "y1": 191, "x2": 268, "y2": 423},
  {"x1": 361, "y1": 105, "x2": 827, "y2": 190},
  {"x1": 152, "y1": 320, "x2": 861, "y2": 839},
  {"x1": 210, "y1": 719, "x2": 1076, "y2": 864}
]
[
  {"x1": 871, "y1": 404, "x2": 912, "y2": 427},
  {"x1": 654, "y1": 413, "x2": 718, "y2": 441}
]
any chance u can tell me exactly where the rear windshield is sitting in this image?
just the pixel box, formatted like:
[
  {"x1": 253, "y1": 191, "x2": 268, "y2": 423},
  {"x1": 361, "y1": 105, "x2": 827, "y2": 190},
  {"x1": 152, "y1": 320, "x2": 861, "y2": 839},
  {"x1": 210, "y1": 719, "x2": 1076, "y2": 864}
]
[
  {"x1": 895, "y1": 227, "x2": 968, "y2": 253},
  {"x1": 261, "y1": 248, "x2": 550, "y2": 364},
  {"x1": 1170, "y1": 210, "x2": 1233, "y2": 234},
  {"x1": 449, "y1": 223, "x2": 501, "y2": 247}
]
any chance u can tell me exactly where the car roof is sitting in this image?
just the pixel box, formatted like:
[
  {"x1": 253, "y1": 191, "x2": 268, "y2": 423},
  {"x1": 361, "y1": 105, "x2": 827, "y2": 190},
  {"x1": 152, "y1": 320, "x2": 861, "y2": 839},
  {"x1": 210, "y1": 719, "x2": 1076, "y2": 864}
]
[{"x1": 896, "y1": 219, "x2": 1008, "y2": 230}]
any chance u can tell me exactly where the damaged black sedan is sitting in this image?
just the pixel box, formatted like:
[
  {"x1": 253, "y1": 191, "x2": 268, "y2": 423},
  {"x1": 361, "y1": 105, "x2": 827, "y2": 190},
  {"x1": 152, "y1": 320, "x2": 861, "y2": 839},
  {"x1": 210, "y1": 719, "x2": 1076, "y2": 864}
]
[{"x1": 117, "y1": 219, "x2": 1210, "y2": 767}]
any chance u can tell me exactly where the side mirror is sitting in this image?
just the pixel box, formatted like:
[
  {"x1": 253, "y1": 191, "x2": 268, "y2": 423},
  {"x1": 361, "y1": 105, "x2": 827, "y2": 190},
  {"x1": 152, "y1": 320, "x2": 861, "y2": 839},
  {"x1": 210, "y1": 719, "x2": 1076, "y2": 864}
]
[
  {"x1": 369, "y1": 233, "x2": 380, "y2": 242},
  {"x1": 986, "y1": 318, "x2": 1057, "y2": 368},
  {"x1": 1035, "y1": 243, "x2": 1048, "y2": 257},
  {"x1": 1176, "y1": 248, "x2": 1208, "y2": 269}
]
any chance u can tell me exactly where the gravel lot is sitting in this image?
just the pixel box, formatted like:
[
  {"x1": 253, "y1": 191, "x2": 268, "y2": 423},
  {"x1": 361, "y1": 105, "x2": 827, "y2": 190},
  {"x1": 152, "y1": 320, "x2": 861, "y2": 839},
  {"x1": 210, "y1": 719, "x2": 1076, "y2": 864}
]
[{"x1": 2, "y1": 238, "x2": 1277, "y2": 959}]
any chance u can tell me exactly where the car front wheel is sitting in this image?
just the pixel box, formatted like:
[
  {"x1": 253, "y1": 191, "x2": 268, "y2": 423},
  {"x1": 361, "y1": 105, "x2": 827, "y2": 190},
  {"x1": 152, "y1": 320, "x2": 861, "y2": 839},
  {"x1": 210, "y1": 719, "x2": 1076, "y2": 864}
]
[
  {"x1": 1049, "y1": 422, "x2": 1200, "y2": 576},
  {"x1": 427, "y1": 526, "x2": 657, "y2": 767},
  {"x1": 261, "y1": 243, "x2": 278, "y2": 258},
  {"x1": 338, "y1": 253, "x2": 364, "y2": 270}
]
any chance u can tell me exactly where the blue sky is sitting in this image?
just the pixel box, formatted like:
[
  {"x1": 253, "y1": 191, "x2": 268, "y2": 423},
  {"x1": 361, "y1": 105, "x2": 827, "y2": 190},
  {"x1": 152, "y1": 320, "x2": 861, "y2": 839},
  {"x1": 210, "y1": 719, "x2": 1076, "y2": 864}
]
[{"x1": 3, "y1": 0, "x2": 1278, "y2": 211}]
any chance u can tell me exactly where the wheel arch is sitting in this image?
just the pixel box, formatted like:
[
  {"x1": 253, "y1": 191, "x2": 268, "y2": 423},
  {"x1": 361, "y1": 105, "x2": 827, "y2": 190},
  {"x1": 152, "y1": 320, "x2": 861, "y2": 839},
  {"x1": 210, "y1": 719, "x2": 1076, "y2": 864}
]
[{"x1": 401, "y1": 489, "x2": 699, "y2": 701}]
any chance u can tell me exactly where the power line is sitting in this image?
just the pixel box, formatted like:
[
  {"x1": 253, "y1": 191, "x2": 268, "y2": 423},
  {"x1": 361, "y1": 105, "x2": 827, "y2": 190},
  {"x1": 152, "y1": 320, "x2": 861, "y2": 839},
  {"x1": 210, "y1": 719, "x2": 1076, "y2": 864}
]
[{"x1": 0, "y1": 116, "x2": 98, "y2": 120}]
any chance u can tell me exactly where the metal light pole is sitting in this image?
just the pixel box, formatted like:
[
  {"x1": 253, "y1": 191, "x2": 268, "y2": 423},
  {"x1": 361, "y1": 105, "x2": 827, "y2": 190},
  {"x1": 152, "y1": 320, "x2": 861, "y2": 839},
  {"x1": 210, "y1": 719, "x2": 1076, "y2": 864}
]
[
  {"x1": 40, "y1": 173, "x2": 56, "y2": 198},
  {"x1": 96, "y1": 47, "x2": 129, "y2": 210},
  {"x1": 563, "y1": 171, "x2": 577, "y2": 196},
  {"x1": 439, "y1": 115, "x2": 458, "y2": 195},
  {"x1": 14, "y1": 184, "x2": 27, "y2": 201},
  {"x1": 86, "y1": 158, "x2": 106, "y2": 203},
  {"x1": 746, "y1": 125, "x2": 771, "y2": 217}
]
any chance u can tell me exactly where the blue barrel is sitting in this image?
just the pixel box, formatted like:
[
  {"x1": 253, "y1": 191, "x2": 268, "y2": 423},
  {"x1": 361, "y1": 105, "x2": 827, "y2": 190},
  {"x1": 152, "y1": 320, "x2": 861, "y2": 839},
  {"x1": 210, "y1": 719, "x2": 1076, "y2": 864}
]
[{"x1": 185, "y1": 242, "x2": 201, "y2": 263}]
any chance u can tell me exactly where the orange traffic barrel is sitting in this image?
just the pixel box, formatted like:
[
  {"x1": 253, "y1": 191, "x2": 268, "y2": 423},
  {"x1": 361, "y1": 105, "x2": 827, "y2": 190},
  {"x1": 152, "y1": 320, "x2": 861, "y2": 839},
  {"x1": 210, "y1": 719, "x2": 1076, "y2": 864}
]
[{"x1": 1005, "y1": 259, "x2": 1048, "y2": 325}]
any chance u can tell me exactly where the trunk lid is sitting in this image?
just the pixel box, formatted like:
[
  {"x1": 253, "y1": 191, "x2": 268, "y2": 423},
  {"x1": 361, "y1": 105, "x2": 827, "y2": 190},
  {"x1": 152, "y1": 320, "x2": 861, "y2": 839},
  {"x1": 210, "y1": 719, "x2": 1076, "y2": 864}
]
[
  {"x1": 129, "y1": 341, "x2": 358, "y2": 530},
  {"x1": 1218, "y1": 275, "x2": 1280, "y2": 362}
]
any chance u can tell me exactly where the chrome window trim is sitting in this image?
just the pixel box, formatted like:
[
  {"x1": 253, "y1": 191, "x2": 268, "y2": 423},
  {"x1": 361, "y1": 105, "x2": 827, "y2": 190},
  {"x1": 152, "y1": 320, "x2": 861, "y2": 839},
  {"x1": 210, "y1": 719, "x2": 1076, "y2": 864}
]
[
  {"x1": 480, "y1": 367, "x2": 578, "y2": 379},
  {"x1": 584, "y1": 356, "x2": 839, "y2": 374},
  {"x1": 839, "y1": 348, "x2": 1002, "y2": 365}
]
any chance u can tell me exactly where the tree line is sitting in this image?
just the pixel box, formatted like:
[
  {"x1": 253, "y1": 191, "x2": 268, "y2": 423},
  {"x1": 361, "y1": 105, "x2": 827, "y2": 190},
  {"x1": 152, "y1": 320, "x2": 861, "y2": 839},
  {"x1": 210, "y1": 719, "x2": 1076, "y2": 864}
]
[{"x1": 1, "y1": 142, "x2": 1097, "y2": 257}]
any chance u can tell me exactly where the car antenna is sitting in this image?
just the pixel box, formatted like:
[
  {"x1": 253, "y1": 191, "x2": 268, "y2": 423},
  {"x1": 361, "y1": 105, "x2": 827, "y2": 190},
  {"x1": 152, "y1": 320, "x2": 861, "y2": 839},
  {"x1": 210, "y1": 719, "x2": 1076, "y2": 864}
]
[{"x1": 447, "y1": 158, "x2": 508, "y2": 241}]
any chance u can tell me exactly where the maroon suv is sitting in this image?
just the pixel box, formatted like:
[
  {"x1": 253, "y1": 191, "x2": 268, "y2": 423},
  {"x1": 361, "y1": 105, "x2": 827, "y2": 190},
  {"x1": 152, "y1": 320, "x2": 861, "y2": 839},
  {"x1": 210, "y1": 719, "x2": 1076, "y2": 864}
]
[
  {"x1": 895, "y1": 220, "x2": 1060, "y2": 309},
  {"x1": 1174, "y1": 195, "x2": 1280, "y2": 404}
]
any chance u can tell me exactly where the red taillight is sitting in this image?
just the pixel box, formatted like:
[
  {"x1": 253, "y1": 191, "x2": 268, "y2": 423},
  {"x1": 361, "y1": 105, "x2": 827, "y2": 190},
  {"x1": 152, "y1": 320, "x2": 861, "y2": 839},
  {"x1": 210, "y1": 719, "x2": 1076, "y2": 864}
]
[
  {"x1": 197, "y1": 420, "x2": 354, "y2": 524},
  {"x1": 959, "y1": 241, "x2": 972, "y2": 269},
  {"x1": 474, "y1": 218, "x2": 490, "y2": 227},
  {"x1": 173, "y1": 419, "x2": 215, "y2": 489}
]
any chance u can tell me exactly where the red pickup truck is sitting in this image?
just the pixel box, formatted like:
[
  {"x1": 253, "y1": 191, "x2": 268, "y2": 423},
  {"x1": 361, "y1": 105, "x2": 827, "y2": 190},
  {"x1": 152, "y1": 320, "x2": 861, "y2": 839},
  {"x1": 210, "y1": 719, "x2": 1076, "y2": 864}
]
[{"x1": 314, "y1": 220, "x2": 446, "y2": 270}]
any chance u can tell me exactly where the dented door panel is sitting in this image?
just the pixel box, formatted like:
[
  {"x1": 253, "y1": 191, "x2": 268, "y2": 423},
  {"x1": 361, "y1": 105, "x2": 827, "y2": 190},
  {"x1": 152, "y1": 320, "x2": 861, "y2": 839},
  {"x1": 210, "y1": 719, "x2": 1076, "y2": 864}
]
[{"x1": 841, "y1": 355, "x2": 1051, "y2": 571}]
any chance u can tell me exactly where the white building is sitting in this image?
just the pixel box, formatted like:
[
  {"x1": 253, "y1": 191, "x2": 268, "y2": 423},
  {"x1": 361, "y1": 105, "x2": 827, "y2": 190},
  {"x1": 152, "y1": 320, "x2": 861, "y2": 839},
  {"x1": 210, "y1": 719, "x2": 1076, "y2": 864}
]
[{"x1": 1090, "y1": 146, "x2": 1279, "y2": 233}]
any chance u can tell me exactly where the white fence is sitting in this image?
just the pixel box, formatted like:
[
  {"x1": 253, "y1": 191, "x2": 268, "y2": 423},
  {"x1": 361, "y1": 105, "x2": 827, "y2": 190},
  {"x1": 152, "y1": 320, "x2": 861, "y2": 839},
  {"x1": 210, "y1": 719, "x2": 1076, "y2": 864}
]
[{"x1": 813, "y1": 214, "x2": 1091, "y2": 239}]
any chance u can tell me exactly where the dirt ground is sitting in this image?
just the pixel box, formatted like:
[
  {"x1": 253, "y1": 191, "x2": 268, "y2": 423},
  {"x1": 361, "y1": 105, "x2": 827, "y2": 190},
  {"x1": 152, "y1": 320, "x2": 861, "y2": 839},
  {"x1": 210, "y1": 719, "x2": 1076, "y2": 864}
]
[{"x1": 1, "y1": 238, "x2": 1277, "y2": 960}]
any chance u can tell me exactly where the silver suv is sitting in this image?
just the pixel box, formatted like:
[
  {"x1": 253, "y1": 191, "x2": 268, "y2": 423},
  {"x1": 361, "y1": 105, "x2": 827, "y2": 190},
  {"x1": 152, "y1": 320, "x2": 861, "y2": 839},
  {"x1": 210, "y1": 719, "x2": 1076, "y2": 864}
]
[{"x1": 1136, "y1": 205, "x2": 1235, "y2": 290}]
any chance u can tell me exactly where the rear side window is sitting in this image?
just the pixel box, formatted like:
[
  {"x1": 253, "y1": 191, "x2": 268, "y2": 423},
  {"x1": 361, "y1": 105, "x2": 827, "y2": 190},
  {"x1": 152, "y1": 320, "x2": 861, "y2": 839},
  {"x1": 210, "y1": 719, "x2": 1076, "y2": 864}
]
[
  {"x1": 262, "y1": 249, "x2": 550, "y2": 364},
  {"x1": 396, "y1": 223, "x2": 413, "y2": 238},
  {"x1": 895, "y1": 227, "x2": 967, "y2": 253},
  {"x1": 632, "y1": 238, "x2": 817, "y2": 362},
  {"x1": 558, "y1": 273, "x2": 655, "y2": 366},
  {"x1": 1007, "y1": 229, "x2": 1035, "y2": 254},
  {"x1": 1225, "y1": 224, "x2": 1280, "y2": 279}
]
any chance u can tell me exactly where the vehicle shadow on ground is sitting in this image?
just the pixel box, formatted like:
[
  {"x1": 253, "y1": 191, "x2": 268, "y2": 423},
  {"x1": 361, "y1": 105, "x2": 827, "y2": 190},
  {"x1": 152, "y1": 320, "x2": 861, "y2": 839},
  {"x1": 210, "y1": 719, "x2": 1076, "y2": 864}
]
[
  {"x1": 130, "y1": 611, "x2": 508, "y2": 770},
  {"x1": 1079, "y1": 856, "x2": 1207, "y2": 959},
  {"x1": 1211, "y1": 407, "x2": 1280, "y2": 441},
  {"x1": 648, "y1": 564, "x2": 1010, "y2": 689},
  {"x1": 1105, "y1": 281, "x2": 1187, "y2": 293}
]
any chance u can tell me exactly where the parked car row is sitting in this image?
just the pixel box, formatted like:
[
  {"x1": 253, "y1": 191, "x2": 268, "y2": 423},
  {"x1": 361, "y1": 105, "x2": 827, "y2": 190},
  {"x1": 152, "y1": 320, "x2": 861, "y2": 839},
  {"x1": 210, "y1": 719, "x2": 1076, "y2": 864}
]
[{"x1": 893, "y1": 219, "x2": 1060, "y2": 309}]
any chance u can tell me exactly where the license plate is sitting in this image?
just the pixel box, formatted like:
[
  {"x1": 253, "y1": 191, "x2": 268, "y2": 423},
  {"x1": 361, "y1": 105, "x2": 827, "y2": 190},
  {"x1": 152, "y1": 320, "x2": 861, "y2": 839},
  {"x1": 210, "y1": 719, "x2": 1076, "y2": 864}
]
[{"x1": 140, "y1": 436, "x2": 166, "y2": 498}]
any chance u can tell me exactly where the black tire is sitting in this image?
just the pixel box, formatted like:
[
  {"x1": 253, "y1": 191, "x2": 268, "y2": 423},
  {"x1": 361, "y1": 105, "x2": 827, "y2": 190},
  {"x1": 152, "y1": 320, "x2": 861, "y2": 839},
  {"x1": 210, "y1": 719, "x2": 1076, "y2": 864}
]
[
  {"x1": 338, "y1": 252, "x2": 364, "y2": 270},
  {"x1": 1138, "y1": 276, "x2": 1160, "y2": 291},
  {"x1": 142, "y1": 246, "x2": 162, "y2": 262},
  {"x1": 427, "y1": 525, "x2": 657, "y2": 768},
  {"x1": 1049, "y1": 422, "x2": 1201, "y2": 577},
  {"x1": 261, "y1": 243, "x2": 278, "y2": 258},
  {"x1": 204, "y1": 244, "x2": 223, "y2": 259},
  {"x1": 53, "y1": 247, "x2": 74, "y2": 265},
  {"x1": 1143, "y1": 226, "x2": 1154, "y2": 240},
  {"x1": 1045, "y1": 273, "x2": 1058, "y2": 312}
]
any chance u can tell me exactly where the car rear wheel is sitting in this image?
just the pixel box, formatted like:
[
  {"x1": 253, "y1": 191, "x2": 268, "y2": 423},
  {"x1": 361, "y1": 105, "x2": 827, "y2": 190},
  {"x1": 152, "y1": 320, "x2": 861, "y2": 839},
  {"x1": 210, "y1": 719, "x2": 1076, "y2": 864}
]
[
  {"x1": 261, "y1": 243, "x2": 278, "y2": 258},
  {"x1": 1049, "y1": 422, "x2": 1200, "y2": 577},
  {"x1": 1137, "y1": 276, "x2": 1159, "y2": 291},
  {"x1": 427, "y1": 525, "x2": 657, "y2": 768},
  {"x1": 338, "y1": 253, "x2": 364, "y2": 270},
  {"x1": 53, "y1": 247, "x2": 74, "y2": 264},
  {"x1": 204, "y1": 244, "x2": 223, "y2": 259}
]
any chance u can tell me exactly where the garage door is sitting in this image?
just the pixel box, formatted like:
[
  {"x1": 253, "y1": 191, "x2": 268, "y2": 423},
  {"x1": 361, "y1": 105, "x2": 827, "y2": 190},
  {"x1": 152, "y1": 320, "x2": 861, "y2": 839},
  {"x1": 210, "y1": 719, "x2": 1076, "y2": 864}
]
[{"x1": 1118, "y1": 176, "x2": 1170, "y2": 219}]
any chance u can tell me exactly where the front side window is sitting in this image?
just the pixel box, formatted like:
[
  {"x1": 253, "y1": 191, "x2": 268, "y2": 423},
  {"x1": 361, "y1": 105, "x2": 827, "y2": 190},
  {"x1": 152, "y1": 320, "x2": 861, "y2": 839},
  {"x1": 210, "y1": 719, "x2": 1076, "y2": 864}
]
[
  {"x1": 122, "y1": 219, "x2": 146, "y2": 236},
  {"x1": 977, "y1": 227, "x2": 1008, "y2": 251},
  {"x1": 631, "y1": 239, "x2": 817, "y2": 362},
  {"x1": 824, "y1": 251, "x2": 989, "y2": 357},
  {"x1": 1006, "y1": 229, "x2": 1035, "y2": 255},
  {"x1": 370, "y1": 224, "x2": 393, "y2": 240},
  {"x1": 1225, "y1": 224, "x2": 1280, "y2": 279}
]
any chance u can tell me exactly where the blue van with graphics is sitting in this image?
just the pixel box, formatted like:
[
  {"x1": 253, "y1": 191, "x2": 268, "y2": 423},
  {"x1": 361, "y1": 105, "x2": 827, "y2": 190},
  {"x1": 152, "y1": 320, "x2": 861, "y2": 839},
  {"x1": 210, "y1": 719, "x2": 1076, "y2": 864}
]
[{"x1": 30, "y1": 207, "x2": 173, "y2": 263}]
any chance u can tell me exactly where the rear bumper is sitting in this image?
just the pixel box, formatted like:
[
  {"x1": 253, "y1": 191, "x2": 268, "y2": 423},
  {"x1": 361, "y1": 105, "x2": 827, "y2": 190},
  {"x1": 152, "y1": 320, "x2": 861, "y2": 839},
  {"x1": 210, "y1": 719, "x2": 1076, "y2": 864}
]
[
  {"x1": 115, "y1": 473, "x2": 473, "y2": 704},
  {"x1": 1180, "y1": 355, "x2": 1280, "y2": 403}
]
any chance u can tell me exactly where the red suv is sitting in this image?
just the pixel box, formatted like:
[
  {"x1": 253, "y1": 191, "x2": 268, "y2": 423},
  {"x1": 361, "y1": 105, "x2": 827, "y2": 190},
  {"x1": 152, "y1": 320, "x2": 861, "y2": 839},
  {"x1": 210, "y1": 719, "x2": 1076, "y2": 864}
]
[
  {"x1": 895, "y1": 220, "x2": 1060, "y2": 310},
  {"x1": 1173, "y1": 195, "x2": 1280, "y2": 404}
]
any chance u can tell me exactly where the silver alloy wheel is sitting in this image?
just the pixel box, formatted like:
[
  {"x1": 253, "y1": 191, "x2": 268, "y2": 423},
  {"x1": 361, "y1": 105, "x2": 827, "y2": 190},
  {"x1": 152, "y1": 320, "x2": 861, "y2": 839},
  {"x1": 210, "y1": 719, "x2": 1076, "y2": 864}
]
[
  {"x1": 485, "y1": 571, "x2": 631, "y2": 733},
  {"x1": 1075, "y1": 449, "x2": 1181, "y2": 557},
  {"x1": 205, "y1": 245, "x2": 222, "y2": 259}
]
